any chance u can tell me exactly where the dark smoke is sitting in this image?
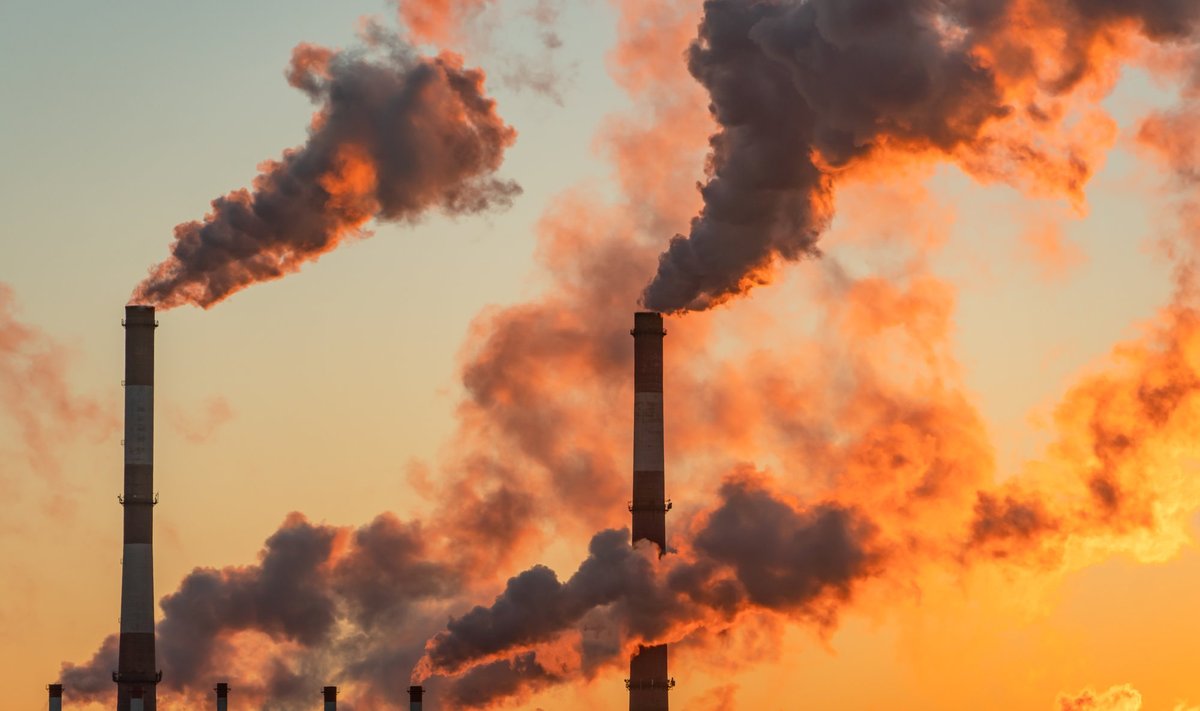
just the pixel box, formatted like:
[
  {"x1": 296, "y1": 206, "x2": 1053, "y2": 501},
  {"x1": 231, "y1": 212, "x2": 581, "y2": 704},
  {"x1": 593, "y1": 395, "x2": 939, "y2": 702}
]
[
  {"x1": 425, "y1": 528, "x2": 663, "y2": 674},
  {"x1": 642, "y1": 0, "x2": 1008, "y2": 312},
  {"x1": 62, "y1": 512, "x2": 459, "y2": 708},
  {"x1": 60, "y1": 634, "x2": 118, "y2": 698},
  {"x1": 684, "y1": 474, "x2": 882, "y2": 613},
  {"x1": 442, "y1": 651, "x2": 564, "y2": 707},
  {"x1": 420, "y1": 472, "x2": 881, "y2": 706},
  {"x1": 643, "y1": 0, "x2": 1200, "y2": 313},
  {"x1": 133, "y1": 34, "x2": 519, "y2": 310}
]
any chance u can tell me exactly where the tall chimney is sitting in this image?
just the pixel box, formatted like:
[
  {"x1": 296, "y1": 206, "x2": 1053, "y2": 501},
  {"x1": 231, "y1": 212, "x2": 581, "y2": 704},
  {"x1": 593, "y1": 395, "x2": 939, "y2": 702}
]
[
  {"x1": 215, "y1": 682, "x2": 229, "y2": 711},
  {"x1": 627, "y1": 312, "x2": 673, "y2": 711},
  {"x1": 114, "y1": 305, "x2": 160, "y2": 710},
  {"x1": 323, "y1": 686, "x2": 338, "y2": 711},
  {"x1": 47, "y1": 683, "x2": 63, "y2": 711},
  {"x1": 409, "y1": 685, "x2": 424, "y2": 711}
]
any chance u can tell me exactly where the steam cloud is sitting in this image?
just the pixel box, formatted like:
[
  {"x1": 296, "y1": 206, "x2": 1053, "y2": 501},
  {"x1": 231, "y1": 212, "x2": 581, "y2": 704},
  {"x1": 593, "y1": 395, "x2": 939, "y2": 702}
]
[
  {"x1": 132, "y1": 36, "x2": 519, "y2": 310},
  {"x1": 643, "y1": 0, "x2": 1200, "y2": 312}
]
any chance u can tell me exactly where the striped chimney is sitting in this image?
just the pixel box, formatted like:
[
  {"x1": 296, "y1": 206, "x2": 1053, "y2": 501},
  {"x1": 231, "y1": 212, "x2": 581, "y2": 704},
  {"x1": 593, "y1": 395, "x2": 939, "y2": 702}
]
[
  {"x1": 114, "y1": 305, "x2": 160, "y2": 710},
  {"x1": 627, "y1": 312, "x2": 673, "y2": 711},
  {"x1": 409, "y1": 685, "x2": 424, "y2": 711},
  {"x1": 630, "y1": 311, "x2": 667, "y2": 551},
  {"x1": 130, "y1": 686, "x2": 145, "y2": 711},
  {"x1": 215, "y1": 682, "x2": 229, "y2": 711},
  {"x1": 323, "y1": 686, "x2": 338, "y2": 711},
  {"x1": 48, "y1": 683, "x2": 63, "y2": 711}
]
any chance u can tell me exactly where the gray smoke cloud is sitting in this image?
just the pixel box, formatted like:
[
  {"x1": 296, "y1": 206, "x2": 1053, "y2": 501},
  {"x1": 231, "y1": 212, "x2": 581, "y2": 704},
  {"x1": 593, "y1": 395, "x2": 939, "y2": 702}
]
[
  {"x1": 132, "y1": 32, "x2": 520, "y2": 310},
  {"x1": 62, "y1": 513, "x2": 459, "y2": 709},
  {"x1": 642, "y1": 0, "x2": 1200, "y2": 313},
  {"x1": 421, "y1": 473, "x2": 881, "y2": 707}
]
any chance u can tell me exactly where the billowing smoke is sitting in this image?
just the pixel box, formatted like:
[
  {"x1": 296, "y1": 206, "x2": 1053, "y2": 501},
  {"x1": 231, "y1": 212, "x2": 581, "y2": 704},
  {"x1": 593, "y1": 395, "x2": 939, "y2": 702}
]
[
  {"x1": 418, "y1": 471, "x2": 881, "y2": 706},
  {"x1": 59, "y1": 1, "x2": 1200, "y2": 709},
  {"x1": 132, "y1": 35, "x2": 519, "y2": 310},
  {"x1": 643, "y1": 0, "x2": 1200, "y2": 312},
  {"x1": 62, "y1": 513, "x2": 459, "y2": 709}
]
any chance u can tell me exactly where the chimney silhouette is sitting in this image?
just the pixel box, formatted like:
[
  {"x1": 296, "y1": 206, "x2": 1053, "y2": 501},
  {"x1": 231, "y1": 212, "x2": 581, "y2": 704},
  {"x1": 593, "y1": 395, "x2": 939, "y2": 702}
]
[
  {"x1": 627, "y1": 312, "x2": 674, "y2": 710},
  {"x1": 323, "y1": 686, "x2": 338, "y2": 711},
  {"x1": 409, "y1": 685, "x2": 425, "y2": 711},
  {"x1": 114, "y1": 305, "x2": 161, "y2": 709},
  {"x1": 47, "y1": 683, "x2": 63, "y2": 711},
  {"x1": 215, "y1": 682, "x2": 229, "y2": 711}
]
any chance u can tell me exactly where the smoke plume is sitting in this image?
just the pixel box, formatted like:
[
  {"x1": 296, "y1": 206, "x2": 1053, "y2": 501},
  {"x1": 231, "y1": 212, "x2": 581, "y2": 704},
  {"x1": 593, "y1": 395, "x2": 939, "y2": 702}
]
[
  {"x1": 0, "y1": 283, "x2": 116, "y2": 491},
  {"x1": 419, "y1": 471, "x2": 881, "y2": 706},
  {"x1": 62, "y1": 513, "x2": 460, "y2": 709},
  {"x1": 61, "y1": 1, "x2": 1200, "y2": 709},
  {"x1": 132, "y1": 35, "x2": 519, "y2": 310},
  {"x1": 643, "y1": 0, "x2": 1200, "y2": 312}
]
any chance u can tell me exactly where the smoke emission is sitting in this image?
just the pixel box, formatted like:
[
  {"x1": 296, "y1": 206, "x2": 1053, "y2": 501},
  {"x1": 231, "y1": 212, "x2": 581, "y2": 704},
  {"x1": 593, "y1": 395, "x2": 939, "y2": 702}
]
[
  {"x1": 643, "y1": 0, "x2": 1200, "y2": 312},
  {"x1": 132, "y1": 34, "x2": 519, "y2": 310},
  {"x1": 0, "y1": 283, "x2": 116, "y2": 489},
  {"x1": 419, "y1": 471, "x2": 881, "y2": 706},
  {"x1": 62, "y1": 513, "x2": 459, "y2": 709},
  {"x1": 58, "y1": 1, "x2": 1200, "y2": 708}
]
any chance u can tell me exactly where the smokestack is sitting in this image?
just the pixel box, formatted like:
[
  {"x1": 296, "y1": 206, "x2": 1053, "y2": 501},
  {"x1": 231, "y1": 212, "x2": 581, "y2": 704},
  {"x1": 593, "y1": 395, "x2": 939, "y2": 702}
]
[
  {"x1": 130, "y1": 686, "x2": 144, "y2": 711},
  {"x1": 323, "y1": 686, "x2": 338, "y2": 711},
  {"x1": 114, "y1": 305, "x2": 160, "y2": 710},
  {"x1": 47, "y1": 683, "x2": 62, "y2": 711},
  {"x1": 409, "y1": 685, "x2": 424, "y2": 711},
  {"x1": 215, "y1": 682, "x2": 229, "y2": 711},
  {"x1": 630, "y1": 312, "x2": 668, "y2": 552},
  {"x1": 627, "y1": 312, "x2": 673, "y2": 711}
]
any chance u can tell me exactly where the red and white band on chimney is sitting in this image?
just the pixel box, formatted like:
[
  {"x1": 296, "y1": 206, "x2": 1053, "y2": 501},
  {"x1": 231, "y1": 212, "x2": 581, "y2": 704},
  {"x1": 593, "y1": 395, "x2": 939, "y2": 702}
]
[
  {"x1": 114, "y1": 306, "x2": 161, "y2": 711},
  {"x1": 627, "y1": 312, "x2": 675, "y2": 711}
]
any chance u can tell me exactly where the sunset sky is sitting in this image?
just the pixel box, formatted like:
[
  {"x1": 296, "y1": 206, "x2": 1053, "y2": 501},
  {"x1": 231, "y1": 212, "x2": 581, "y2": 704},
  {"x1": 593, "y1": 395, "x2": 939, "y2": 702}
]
[{"x1": 2, "y1": 1, "x2": 1200, "y2": 709}]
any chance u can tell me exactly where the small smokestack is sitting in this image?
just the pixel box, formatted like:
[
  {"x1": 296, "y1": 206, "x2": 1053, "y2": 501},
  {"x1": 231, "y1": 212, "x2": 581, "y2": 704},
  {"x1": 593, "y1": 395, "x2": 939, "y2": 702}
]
[
  {"x1": 409, "y1": 685, "x2": 425, "y2": 711},
  {"x1": 628, "y1": 312, "x2": 672, "y2": 711},
  {"x1": 214, "y1": 682, "x2": 229, "y2": 711},
  {"x1": 47, "y1": 683, "x2": 63, "y2": 711},
  {"x1": 323, "y1": 686, "x2": 338, "y2": 711},
  {"x1": 130, "y1": 686, "x2": 144, "y2": 711}
]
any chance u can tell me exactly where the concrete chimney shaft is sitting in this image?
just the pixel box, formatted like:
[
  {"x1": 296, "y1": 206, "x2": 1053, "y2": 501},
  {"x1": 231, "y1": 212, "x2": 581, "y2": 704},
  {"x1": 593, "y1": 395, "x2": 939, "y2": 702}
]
[
  {"x1": 48, "y1": 683, "x2": 63, "y2": 711},
  {"x1": 628, "y1": 312, "x2": 670, "y2": 711},
  {"x1": 115, "y1": 305, "x2": 160, "y2": 710},
  {"x1": 630, "y1": 312, "x2": 667, "y2": 552},
  {"x1": 323, "y1": 686, "x2": 338, "y2": 711},
  {"x1": 409, "y1": 685, "x2": 424, "y2": 711},
  {"x1": 215, "y1": 682, "x2": 229, "y2": 711}
]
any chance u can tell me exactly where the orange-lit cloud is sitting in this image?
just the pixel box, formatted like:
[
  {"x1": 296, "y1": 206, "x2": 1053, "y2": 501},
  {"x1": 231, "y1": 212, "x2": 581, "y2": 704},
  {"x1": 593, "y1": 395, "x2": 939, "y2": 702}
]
[
  {"x1": 0, "y1": 283, "x2": 117, "y2": 491},
  {"x1": 1058, "y1": 684, "x2": 1143, "y2": 711},
  {"x1": 165, "y1": 395, "x2": 234, "y2": 444},
  {"x1": 61, "y1": 3, "x2": 1200, "y2": 710},
  {"x1": 132, "y1": 38, "x2": 518, "y2": 310},
  {"x1": 643, "y1": 0, "x2": 1196, "y2": 312}
]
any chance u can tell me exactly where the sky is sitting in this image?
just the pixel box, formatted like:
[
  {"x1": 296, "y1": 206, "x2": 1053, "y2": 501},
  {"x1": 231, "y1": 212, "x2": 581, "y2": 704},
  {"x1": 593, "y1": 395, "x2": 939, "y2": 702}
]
[{"x1": 1, "y1": 0, "x2": 1199, "y2": 709}]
